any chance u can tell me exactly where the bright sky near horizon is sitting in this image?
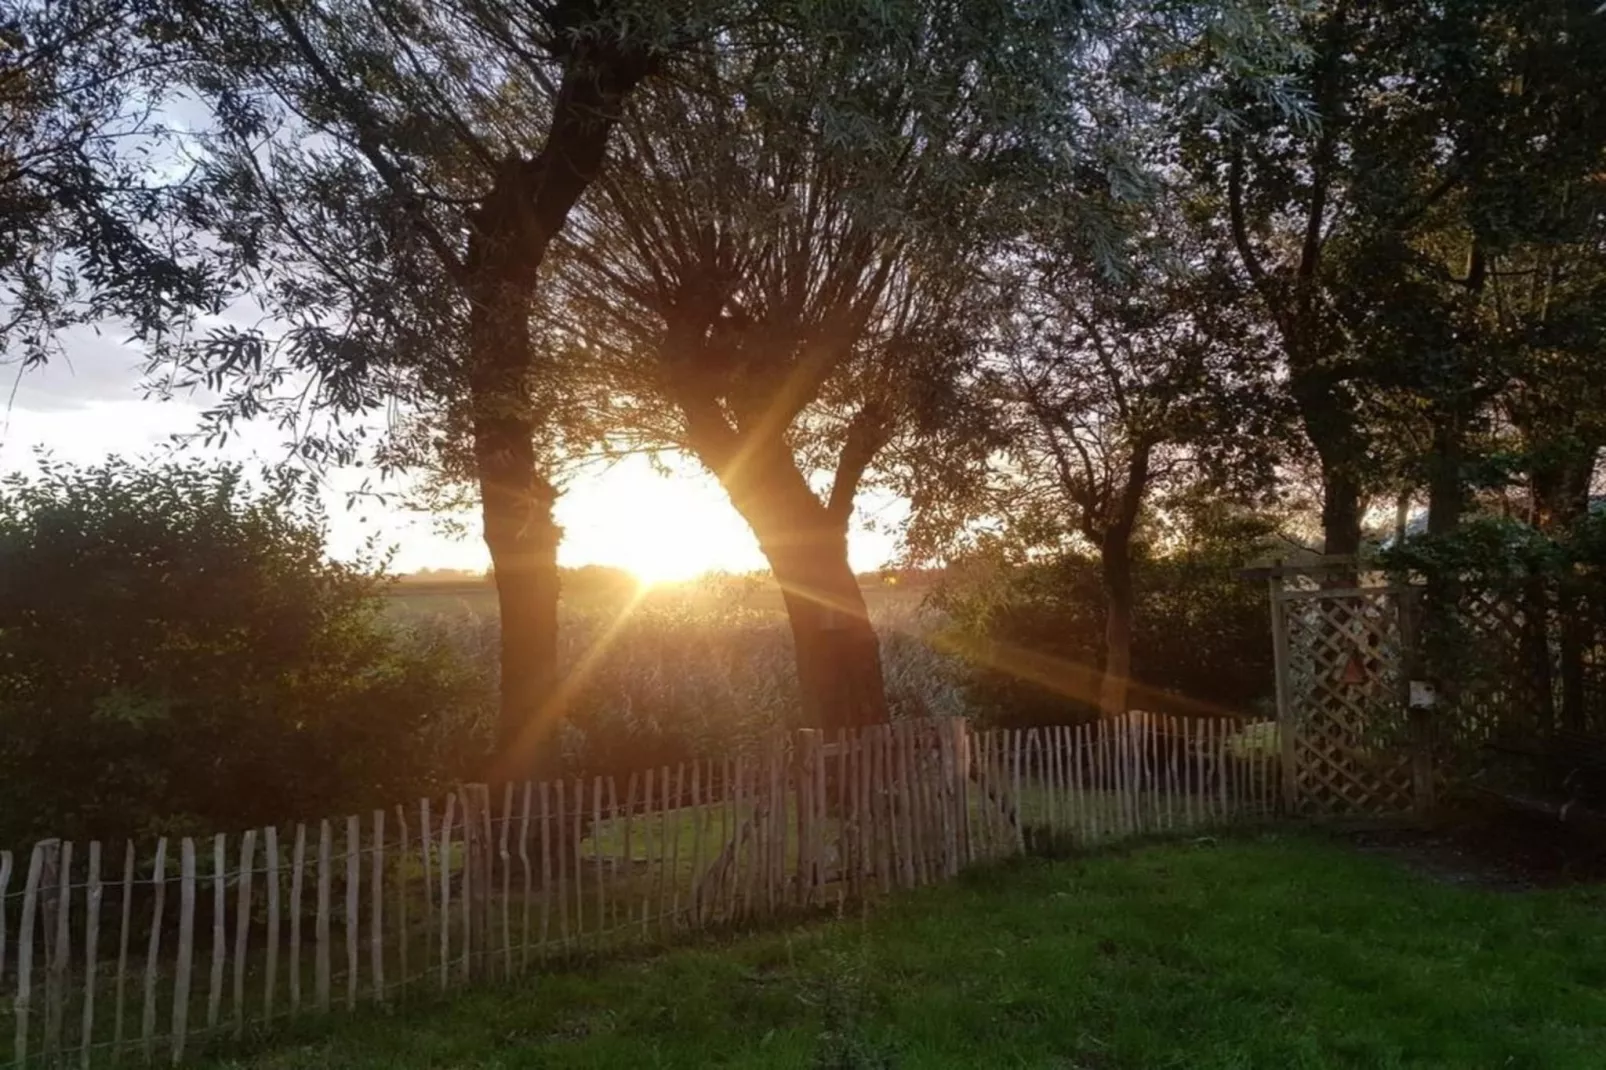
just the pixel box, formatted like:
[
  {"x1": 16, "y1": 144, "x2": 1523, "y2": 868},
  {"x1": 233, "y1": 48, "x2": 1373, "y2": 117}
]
[{"x1": 1, "y1": 327, "x2": 900, "y2": 580}]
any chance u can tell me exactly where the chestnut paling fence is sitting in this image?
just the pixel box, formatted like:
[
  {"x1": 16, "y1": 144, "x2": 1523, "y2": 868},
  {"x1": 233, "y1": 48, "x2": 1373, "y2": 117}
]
[{"x1": 0, "y1": 714, "x2": 1276, "y2": 1067}]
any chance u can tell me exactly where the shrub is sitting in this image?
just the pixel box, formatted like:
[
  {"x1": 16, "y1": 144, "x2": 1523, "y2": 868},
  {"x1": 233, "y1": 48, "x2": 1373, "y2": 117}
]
[
  {"x1": 1379, "y1": 511, "x2": 1606, "y2": 751},
  {"x1": 934, "y1": 548, "x2": 1273, "y2": 728},
  {"x1": 0, "y1": 457, "x2": 492, "y2": 846}
]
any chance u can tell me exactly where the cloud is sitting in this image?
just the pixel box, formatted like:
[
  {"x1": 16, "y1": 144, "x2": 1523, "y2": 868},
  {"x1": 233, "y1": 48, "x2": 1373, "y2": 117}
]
[{"x1": 3, "y1": 326, "x2": 149, "y2": 411}]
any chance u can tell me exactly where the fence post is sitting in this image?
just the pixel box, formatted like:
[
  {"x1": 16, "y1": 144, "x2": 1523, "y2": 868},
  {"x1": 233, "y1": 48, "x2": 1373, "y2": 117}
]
[
  {"x1": 1268, "y1": 577, "x2": 1299, "y2": 812},
  {"x1": 1396, "y1": 587, "x2": 1436, "y2": 815},
  {"x1": 15, "y1": 842, "x2": 46, "y2": 1065},
  {"x1": 795, "y1": 730, "x2": 822, "y2": 906},
  {"x1": 459, "y1": 785, "x2": 490, "y2": 979}
]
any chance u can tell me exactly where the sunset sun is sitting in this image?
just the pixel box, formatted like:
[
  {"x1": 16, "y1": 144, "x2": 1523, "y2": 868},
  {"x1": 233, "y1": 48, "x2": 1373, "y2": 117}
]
[
  {"x1": 555, "y1": 455, "x2": 767, "y2": 584},
  {"x1": 612, "y1": 526, "x2": 722, "y2": 586}
]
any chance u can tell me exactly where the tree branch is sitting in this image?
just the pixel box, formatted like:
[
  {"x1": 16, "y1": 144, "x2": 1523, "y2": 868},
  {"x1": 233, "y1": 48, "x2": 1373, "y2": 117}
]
[
  {"x1": 825, "y1": 399, "x2": 890, "y2": 526},
  {"x1": 264, "y1": 0, "x2": 468, "y2": 282},
  {"x1": 1227, "y1": 143, "x2": 1275, "y2": 309},
  {"x1": 1297, "y1": 2, "x2": 1351, "y2": 288}
]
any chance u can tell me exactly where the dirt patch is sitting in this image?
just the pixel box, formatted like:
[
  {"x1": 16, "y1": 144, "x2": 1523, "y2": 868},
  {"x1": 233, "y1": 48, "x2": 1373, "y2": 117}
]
[{"x1": 1340, "y1": 805, "x2": 1606, "y2": 891}]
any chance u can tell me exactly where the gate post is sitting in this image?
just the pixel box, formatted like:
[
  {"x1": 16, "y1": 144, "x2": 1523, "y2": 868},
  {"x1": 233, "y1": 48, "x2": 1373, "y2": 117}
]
[
  {"x1": 1395, "y1": 588, "x2": 1435, "y2": 815},
  {"x1": 1267, "y1": 577, "x2": 1298, "y2": 812}
]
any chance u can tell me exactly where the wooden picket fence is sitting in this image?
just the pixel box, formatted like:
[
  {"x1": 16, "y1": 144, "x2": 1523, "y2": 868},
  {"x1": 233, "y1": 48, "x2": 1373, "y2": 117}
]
[{"x1": 0, "y1": 714, "x2": 1275, "y2": 1067}]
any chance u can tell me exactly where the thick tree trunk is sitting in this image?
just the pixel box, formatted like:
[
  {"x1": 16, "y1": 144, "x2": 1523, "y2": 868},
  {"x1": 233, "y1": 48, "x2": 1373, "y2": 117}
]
[
  {"x1": 699, "y1": 432, "x2": 891, "y2": 733},
  {"x1": 1519, "y1": 570, "x2": 1556, "y2": 735},
  {"x1": 1559, "y1": 581, "x2": 1588, "y2": 734},
  {"x1": 469, "y1": 260, "x2": 563, "y2": 780},
  {"x1": 1534, "y1": 449, "x2": 1598, "y2": 734},
  {"x1": 461, "y1": 32, "x2": 654, "y2": 779},
  {"x1": 1313, "y1": 440, "x2": 1364, "y2": 557},
  {"x1": 763, "y1": 531, "x2": 889, "y2": 733},
  {"x1": 472, "y1": 362, "x2": 562, "y2": 774},
  {"x1": 1426, "y1": 412, "x2": 1464, "y2": 537},
  {"x1": 1098, "y1": 544, "x2": 1135, "y2": 719},
  {"x1": 1321, "y1": 461, "x2": 1364, "y2": 557},
  {"x1": 1291, "y1": 369, "x2": 1366, "y2": 557}
]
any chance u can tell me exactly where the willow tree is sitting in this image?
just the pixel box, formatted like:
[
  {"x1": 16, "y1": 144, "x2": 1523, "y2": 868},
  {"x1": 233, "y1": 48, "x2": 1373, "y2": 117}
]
[
  {"x1": 146, "y1": 0, "x2": 705, "y2": 775},
  {"x1": 548, "y1": 5, "x2": 1084, "y2": 731},
  {"x1": 2, "y1": 0, "x2": 219, "y2": 364},
  {"x1": 1169, "y1": 1, "x2": 1392, "y2": 556}
]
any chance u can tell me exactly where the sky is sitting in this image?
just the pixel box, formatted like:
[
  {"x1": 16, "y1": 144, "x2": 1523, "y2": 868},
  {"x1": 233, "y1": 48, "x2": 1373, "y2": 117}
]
[{"x1": 0, "y1": 326, "x2": 900, "y2": 580}]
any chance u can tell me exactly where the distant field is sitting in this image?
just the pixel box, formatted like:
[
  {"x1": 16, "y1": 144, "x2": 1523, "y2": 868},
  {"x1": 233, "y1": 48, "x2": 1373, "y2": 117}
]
[
  {"x1": 384, "y1": 574, "x2": 935, "y2": 622},
  {"x1": 378, "y1": 571, "x2": 964, "y2": 731},
  {"x1": 383, "y1": 579, "x2": 503, "y2": 618}
]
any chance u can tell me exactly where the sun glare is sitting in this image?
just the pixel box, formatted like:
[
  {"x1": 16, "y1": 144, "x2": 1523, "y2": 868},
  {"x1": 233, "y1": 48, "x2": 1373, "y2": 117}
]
[
  {"x1": 556, "y1": 456, "x2": 768, "y2": 584},
  {"x1": 618, "y1": 531, "x2": 721, "y2": 586},
  {"x1": 380, "y1": 453, "x2": 901, "y2": 580}
]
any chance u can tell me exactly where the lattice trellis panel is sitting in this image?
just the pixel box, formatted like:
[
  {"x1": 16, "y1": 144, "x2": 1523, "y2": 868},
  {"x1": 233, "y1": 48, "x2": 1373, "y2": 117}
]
[
  {"x1": 1442, "y1": 585, "x2": 1545, "y2": 745},
  {"x1": 1277, "y1": 588, "x2": 1417, "y2": 814}
]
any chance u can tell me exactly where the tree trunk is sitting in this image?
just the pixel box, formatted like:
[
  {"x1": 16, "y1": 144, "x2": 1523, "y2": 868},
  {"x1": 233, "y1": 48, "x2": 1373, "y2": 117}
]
[
  {"x1": 1534, "y1": 449, "x2": 1598, "y2": 734},
  {"x1": 1421, "y1": 413, "x2": 1470, "y2": 732},
  {"x1": 473, "y1": 385, "x2": 562, "y2": 776},
  {"x1": 462, "y1": 34, "x2": 655, "y2": 780},
  {"x1": 763, "y1": 532, "x2": 889, "y2": 734},
  {"x1": 1290, "y1": 356, "x2": 1366, "y2": 558},
  {"x1": 468, "y1": 260, "x2": 563, "y2": 780},
  {"x1": 1316, "y1": 448, "x2": 1364, "y2": 557},
  {"x1": 1426, "y1": 411, "x2": 1464, "y2": 537},
  {"x1": 1098, "y1": 542, "x2": 1135, "y2": 719},
  {"x1": 702, "y1": 435, "x2": 891, "y2": 734},
  {"x1": 1322, "y1": 470, "x2": 1363, "y2": 560},
  {"x1": 1519, "y1": 569, "x2": 1556, "y2": 735},
  {"x1": 1558, "y1": 579, "x2": 1587, "y2": 734}
]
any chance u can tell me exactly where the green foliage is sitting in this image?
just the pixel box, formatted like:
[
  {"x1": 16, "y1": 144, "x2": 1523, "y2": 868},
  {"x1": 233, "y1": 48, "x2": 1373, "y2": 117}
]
[
  {"x1": 1380, "y1": 515, "x2": 1572, "y2": 584},
  {"x1": 931, "y1": 495, "x2": 1280, "y2": 727},
  {"x1": 0, "y1": 456, "x2": 492, "y2": 845},
  {"x1": 2, "y1": 0, "x2": 224, "y2": 366},
  {"x1": 1381, "y1": 510, "x2": 1606, "y2": 751}
]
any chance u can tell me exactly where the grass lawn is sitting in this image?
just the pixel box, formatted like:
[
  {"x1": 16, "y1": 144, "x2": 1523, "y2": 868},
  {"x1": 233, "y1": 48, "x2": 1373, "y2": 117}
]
[{"x1": 210, "y1": 832, "x2": 1606, "y2": 1070}]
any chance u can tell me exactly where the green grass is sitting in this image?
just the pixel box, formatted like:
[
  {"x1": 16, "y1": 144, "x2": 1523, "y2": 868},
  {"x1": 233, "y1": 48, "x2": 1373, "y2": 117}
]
[{"x1": 210, "y1": 833, "x2": 1606, "y2": 1069}]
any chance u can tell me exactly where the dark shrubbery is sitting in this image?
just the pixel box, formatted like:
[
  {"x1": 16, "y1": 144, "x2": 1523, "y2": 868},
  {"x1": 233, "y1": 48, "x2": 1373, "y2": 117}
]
[
  {"x1": 935, "y1": 546, "x2": 1273, "y2": 729},
  {"x1": 1381, "y1": 510, "x2": 1606, "y2": 747},
  {"x1": 0, "y1": 457, "x2": 493, "y2": 846}
]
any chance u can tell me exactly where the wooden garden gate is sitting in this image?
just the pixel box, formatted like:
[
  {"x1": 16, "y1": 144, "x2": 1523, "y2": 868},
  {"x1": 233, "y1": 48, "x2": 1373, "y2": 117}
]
[{"x1": 1261, "y1": 559, "x2": 1434, "y2": 815}]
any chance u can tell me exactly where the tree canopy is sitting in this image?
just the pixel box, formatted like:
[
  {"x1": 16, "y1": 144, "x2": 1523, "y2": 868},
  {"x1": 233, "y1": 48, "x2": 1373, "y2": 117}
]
[{"x1": 1, "y1": 0, "x2": 223, "y2": 366}]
